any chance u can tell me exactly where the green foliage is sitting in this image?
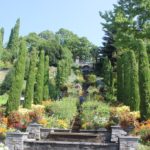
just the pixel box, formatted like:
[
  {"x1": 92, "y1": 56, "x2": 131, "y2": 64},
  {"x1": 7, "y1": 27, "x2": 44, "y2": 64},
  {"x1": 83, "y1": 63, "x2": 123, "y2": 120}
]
[
  {"x1": 56, "y1": 60, "x2": 67, "y2": 86},
  {"x1": 43, "y1": 55, "x2": 50, "y2": 100},
  {"x1": 103, "y1": 57, "x2": 112, "y2": 87},
  {"x1": 56, "y1": 28, "x2": 95, "y2": 60},
  {"x1": 6, "y1": 39, "x2": 27, "y2": 114},
  {"x1": 100, "y1": 0, "x2": 150, "y2": 64},
  {"x1": 0, "y1": 28, "x2": 3, "y2": 50},
  {"x1": 123, "y1": 51, "x2": 131, "y2": 105},
  {"x1": 128, "y1": 50, "x2": 140, "y2": 111},
  {"x1": 117, "y1": 51, "x2": 140, "y2": 110},
  {"x1": 0, "y1": 68, "x2": 14, "y2": 95},
  {"x1": 45, "y1": 97, "x2": 77, "y2": 122},
  {"x1": 87, "y1": 74, "x2": 96, "y2": 85},
  {"x1": 7, "y1": 19, "x2": 20, "y2": 61},
  {"x1": 0, "y1": 94, "x2": 8, "y2": 106},
  {"x1": 138, "y1": 40, "x2": 150, "y2": 120},
  {"x1": 117, "y1": 55, "x2": 124, "y2": 102},
  {"x1": 49, "y1": 79, "x2": 57, "y2": 100},
  {"x1": 0, "y1": 50, "x2": 12, "y2": 63},
  {"x1": 102, "y1": 57, "x2": 115, "y2": 102},
  {"x1": 81, "y1": 100, "x2": 110, "y2": 129},
  {"x1": 0, "y1": 27, "x2": 4, "y2": 43},
  {"x1": 34, "y1": 50, "x2": 45, "y2": 104},
  {"x1": 55, "y1": 47, "x2": 73, "y2": 96},
  {"x1": 24, "y1": 48, "x2": 37, "y2": 108},
  {"x1": 139, "y1": 129, "x2": 150, "y2": 146}
]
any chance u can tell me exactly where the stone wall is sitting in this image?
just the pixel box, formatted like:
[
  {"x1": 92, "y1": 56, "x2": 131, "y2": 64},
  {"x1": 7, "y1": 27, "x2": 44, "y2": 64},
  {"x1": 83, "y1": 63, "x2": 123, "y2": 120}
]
[
  {"x1": 23, "y1": 141, "x2": 118, "y2": 150},
  {"x1": 111, "y1": 125, "x2": 127, "y2": 143},
  {"x1": 119, "y1": 136, "x2": 139, "y2": 150},
  {"x1": 5, "y1": 124, "x2": 139, "y2": 150},
  {"x1": 5, "y1": 130, "x2": 28, "y2": 150}
]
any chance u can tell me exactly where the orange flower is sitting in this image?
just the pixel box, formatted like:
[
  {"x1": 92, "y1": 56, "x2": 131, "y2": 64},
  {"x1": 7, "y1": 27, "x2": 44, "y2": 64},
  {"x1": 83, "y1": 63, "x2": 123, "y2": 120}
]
[{"x1": 2, "y1": 117, "x2": 8, "y2": 125}]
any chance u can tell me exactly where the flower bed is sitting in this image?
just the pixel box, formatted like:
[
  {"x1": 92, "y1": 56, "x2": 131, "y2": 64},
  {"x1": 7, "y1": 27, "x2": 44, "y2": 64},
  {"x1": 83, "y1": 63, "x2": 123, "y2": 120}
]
[
  {"x1": 81, "y1": 100, "x2": 110, "y2": 129},
  {"x1": 45, "y1": 97, "x2": 77, "y2": 129}
]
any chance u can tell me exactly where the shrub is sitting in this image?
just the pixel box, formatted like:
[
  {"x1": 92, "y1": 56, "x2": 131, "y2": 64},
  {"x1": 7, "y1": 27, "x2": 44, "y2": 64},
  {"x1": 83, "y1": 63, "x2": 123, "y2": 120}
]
[
  {"x1": 108, "y1": 105, "x2": 140, "y2": 129},
  {"x1": 7, "y1": 111, "x2": 22, "y2": 129},
  {"x1": 45, "y1": 97, "x2": 77, "y2": 128},
  {"x1": 48, "y1": 97, "x2": 77, "y2": 120},
  {"x1": 0, "y1": 68, "x2": 14, "y2": 95},
  {"x1": 87, "y1": 74, "x2": 96, "y2": 85},
  {"x1": 0, "y1": 94, "x2": 8, "y2": 106},
  {"x1": 134, "y1": 119, "x2": 150, "y2": 145},
  {"x1": 75, "y1": 75, "x2": 84, "y2": 83},
  {"x1": 81, "y1": 100, "x2": 110, "y2": 129}
]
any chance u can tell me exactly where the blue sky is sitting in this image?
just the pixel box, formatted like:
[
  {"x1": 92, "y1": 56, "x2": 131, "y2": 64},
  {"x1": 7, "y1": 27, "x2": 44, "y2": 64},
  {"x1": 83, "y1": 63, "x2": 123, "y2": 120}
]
[{"x1": 0, "y1": 0, "x2": 117, "y2": 46}]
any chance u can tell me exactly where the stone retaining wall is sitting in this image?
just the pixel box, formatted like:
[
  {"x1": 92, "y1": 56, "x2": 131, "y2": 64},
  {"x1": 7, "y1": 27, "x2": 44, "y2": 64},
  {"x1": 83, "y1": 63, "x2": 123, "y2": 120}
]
[
  {"x1": 5, "y1": 124, "x2": 139, "y2": 150},
  {"x1": 23, "y1": 141, "x2": 118, "y2": 150}
]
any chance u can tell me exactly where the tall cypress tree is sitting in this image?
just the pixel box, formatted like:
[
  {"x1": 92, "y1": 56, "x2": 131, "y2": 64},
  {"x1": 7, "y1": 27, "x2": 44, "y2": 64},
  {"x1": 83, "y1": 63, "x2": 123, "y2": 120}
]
[
  {"x1": 0, "y1": 27, "x2": 4, "y2": 43},
  {"x1": 43, "y1": 55, "x2": 50, "y2": 100},
  {"x1": 7, "y1": 19, "x2": 20, "y2": 61},
  {"x1": 34, "y1": 50, "x2": 45, "y2": 104},
  {"x1": 6, "y1": 39, "x2": 27, "y2": 114},
  {"x1": 138, "y1": 40, "x2": 150, "y2": 120},
  {"x1": 128, "y1": 50, "x2": 140, "y2": 111},
  {"x1": 24, "y1": 48, "x2": 37, "y2": 108},
  {"x1": 0, "y1": 30, "x2": 2, "y2": 54},
  {"x1": 103, "y1": 57, "x2": 112, "y2": 87},
  {"x1": 55, "y1": 60, "x2": 63, "y2": 98},
  {"x1": 0, "y1": 28, "x2": 4, "y2": 50},
  {"x1": 117, "y1": 55, "x2": 124, "y2": 102},
  {"x1": 117, "y1": 51, "x2": 140, "y2": 110},
  {"x1": 123, "y1": 51, "x2": 131, "y2": 106}
]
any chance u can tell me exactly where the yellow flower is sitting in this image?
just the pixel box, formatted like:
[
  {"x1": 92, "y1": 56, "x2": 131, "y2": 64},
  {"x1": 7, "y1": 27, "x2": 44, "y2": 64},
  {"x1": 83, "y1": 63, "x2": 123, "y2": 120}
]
[
  {"x1": 130, "y1": 111, "x2": 140, "y2": 119},
  {"x1": 38, "y1": 118, "x2": 48, "y2": 127},
  {"x1": 0, "y1": 127, "x2": 7, "y2": 134},
  {"x1": 57, "y1": 119, "x2": 68, "y2": 129},
  {"x1": 116, "y1": 106, "x2": 130, "y2": 114}
]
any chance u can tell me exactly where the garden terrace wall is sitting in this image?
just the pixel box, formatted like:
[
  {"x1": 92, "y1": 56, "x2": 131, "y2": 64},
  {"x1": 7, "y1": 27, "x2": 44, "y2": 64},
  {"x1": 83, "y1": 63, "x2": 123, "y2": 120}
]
[
  {"x1": 5, "y1": 124, "x2": 140, "y2": 150},
  {"x1": 23, "y1": 140, "x2": 118, "y2": 150}
]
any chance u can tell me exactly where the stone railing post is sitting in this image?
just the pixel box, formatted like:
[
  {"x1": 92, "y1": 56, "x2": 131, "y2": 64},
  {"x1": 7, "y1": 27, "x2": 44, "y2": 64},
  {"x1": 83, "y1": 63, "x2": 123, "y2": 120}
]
[
  {"x1": 119, "y1": 136, "x2": 139, "y2": 150},
  {"x1": 26, "y1": 122, "x2": 42, "y2": 140},
  {"x1": 5, "y1": 130, "x2": 28, "y2": 150},
  {"x1": 111, "y1": 125, "x2": 127, "y2": 143}
]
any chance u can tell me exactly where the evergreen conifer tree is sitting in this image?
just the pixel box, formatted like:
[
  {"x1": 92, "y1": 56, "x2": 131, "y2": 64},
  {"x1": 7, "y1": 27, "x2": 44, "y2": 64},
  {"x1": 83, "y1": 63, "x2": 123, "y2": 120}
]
[
  {"x1": 117, "y1": 55, "x2": 124, "y2": 102},
  {"x1": 117, "y1": 51, "x2": 140, "y2": 110},
  {"x1": 43, "y1": 55, "x2": 50, "y2": 100},
  {"x1": 128, "y1": 50, "x2": 140, "y2": 111},
  {"x1": 7, "y1": 19, "x2": 20, "y2": 61},
  {"x1": 6, "y1": 39, "x2": 27, "y2": 114},
  {"x1": 123, "y1": 51, "x2": 131, "y2": 106},
  {"x1": 103, "y1": 57, "x2": 112, "y2": 87},
  {"x1": 138, "y1": 40, "x2": 150, "y2": 120},
  {"x1": 0, "y1": 28, "x2": 3, "y2": 50},
  {"x1": 0, "y1": 27, "x2": 4, "y2": 43},
  {"x1": 34, "y1": 50, "x2": 44, "y2": 104},
  {"x1": 0, "y1": 31, "x2": 2, "y2": 55},
  {"x1": 24, "y1": 48, "x2": 37, "y2": 108}
]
